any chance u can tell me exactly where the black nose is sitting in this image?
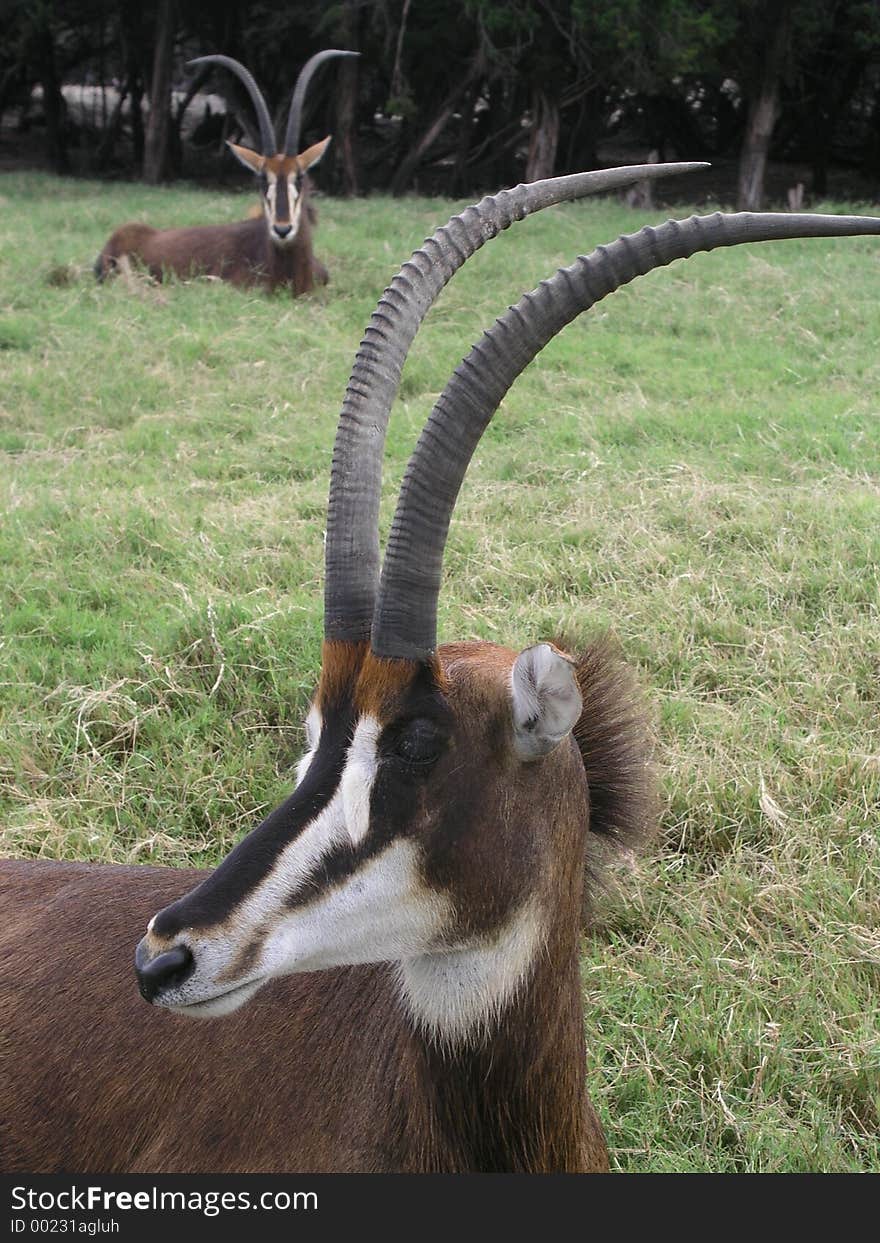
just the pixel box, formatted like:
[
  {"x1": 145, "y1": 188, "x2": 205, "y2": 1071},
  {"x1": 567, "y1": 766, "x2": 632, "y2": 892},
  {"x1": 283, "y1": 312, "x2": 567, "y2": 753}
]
[
  {"x1": 273, "y1": 223, "x2": 293, "y2": 239},
  {"x1": 135, "y1": 939, "x2": 195, "y2": 1004}
]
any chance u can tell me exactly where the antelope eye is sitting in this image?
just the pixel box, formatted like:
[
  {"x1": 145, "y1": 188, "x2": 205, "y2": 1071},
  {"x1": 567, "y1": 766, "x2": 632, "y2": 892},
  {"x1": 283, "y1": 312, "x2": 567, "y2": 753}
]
[{"x1": 390, "y1": 719, "x2": 446, "y2": 767}]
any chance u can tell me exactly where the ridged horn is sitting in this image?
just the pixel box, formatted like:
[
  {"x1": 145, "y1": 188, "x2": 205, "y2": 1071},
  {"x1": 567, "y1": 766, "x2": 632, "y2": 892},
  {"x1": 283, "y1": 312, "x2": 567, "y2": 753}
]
[
  {"x1": 284, "y1": 49, "x2": 359, "y2": 156},
  {"x1": 372, "y1": 209, "x2": 880, "y2": 660},
  {"x1": 323, "y1": 161, "x2": 709, "y2": 643},
  {"x1": 188, "y1": 55, "x2": 276, "y2": 156}
]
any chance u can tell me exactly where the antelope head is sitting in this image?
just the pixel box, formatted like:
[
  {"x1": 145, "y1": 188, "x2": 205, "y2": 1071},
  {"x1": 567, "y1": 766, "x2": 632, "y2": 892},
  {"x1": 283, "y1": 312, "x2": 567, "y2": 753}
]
[
  {"x1": 191, "y1": 50, "x2": 356, "y2": 247},
  {"x1": 134, "y1": 634, "x2": 596, "y2": 1041},
  {"x1": 134, "y1": 167, "x2": 880, "y2": 1044}
]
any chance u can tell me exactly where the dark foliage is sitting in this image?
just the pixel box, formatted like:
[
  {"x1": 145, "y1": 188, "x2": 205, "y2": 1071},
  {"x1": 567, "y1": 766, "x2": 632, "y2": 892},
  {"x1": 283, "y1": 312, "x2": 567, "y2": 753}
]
[{"x1": 1, "y1": 0, "x2": 879, "y2": 203}]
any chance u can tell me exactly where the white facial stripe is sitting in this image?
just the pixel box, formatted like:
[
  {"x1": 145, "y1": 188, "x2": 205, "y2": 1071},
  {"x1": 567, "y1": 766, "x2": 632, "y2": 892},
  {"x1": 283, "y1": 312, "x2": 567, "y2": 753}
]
[
  {"x1": 238, "y1": 754, "x2": 367, "y2": 921},
  {"x1": 160, "y1": 712, "x2": 386, "y2": 1007},
  {"x1": 294, "y1": 705, "x2": 322, "y2": 787},
  {"x1": 294, "y1": 747, "x2": 315, "y2": 787},
  {"x1": 264, "y1": 173, "x2": 301, "y2": 234},
  {"x1": 304, "y1": 705, "x2": 321, "y2": 749},
  {"x1": 170, "y1": 785, "x2": 351, "y2": 1003},
  {"x1": 245, "y1": 715, "x2": 379, "y2": 925},
  {"x1": 398, "y1": 897, "x2": 545, "y2": 1046},
  {"x1": 261, "y1": 839, "x2": 451, "y2": 977},
  {"x1": 286, "y1": 187, "x2": 303, "y2": 230},
  {"x1": 342, "y1": 716, "x2": 380, "y2": 845}
]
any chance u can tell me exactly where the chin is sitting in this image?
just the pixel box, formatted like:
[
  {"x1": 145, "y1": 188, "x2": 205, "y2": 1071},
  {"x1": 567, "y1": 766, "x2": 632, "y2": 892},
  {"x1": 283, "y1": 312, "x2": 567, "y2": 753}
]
[
  {"x1": 165, "y1": 977, "x2": 267, "y2": 1019},
  {"x1": 270, "y1": 230, "x2": 300, "y2": 250}
]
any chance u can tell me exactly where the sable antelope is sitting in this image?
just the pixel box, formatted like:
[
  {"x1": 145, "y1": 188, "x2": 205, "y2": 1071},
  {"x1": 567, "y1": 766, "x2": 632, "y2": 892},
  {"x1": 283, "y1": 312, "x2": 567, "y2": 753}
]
[
  {"x1": 5, "y1": 168, "x2": 880, "y2": 1172},
  {"x1": 95, "y1": 50, "x2": 356, "y2": 294}
]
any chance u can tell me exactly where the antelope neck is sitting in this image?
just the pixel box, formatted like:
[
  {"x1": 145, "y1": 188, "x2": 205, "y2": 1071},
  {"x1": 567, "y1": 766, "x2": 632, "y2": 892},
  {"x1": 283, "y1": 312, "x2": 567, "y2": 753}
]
[{"x1": 398, "y1": 905, "x2": 590, "y2": 1172}]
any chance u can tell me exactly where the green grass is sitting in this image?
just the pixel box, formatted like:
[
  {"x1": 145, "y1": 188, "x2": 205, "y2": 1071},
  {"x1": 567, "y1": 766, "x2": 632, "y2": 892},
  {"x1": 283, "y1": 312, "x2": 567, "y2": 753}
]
[{"x1": 1, "y1": 171, "x2": 878, "y2": 1172}]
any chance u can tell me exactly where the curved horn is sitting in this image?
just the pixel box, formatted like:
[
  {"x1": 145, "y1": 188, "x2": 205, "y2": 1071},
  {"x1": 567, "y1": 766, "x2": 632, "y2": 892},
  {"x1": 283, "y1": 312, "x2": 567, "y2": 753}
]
[
  {"x1": 323, "y1": 162, "x2": 709, "y2": 643},
  {"x1": 188, "y1": 55, "x2": 276, "y2": 155},
  {"x1": 284, "y1": 49, "x2": 359, "y2": 157},
  {"x1": 372, "y1": 209, "x2": 880, "y2": 660}
]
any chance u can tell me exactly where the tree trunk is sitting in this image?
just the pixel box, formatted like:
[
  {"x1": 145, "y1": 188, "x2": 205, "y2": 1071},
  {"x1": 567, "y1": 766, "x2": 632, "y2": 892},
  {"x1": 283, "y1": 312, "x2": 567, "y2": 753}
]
[
  {"x1": 525, "y1": 87, "x2": 559, "y2": 182},
  {"x1": 334, "y1": 0, "x2": 361, "y2": 196},
  {"x1": 624, "y1": 149, "x2": 660, "y2": 210},
  {"x1": 143, "y1": 0, "x2": 175, "y2": 183},
  {"x1": 96, "y1": 82, "x2": 128, "y2": 170},
  {"x1": 807, "y1": 55, "x2": 866, "y2": 197},
  {"x1": 469, "y1": 79, "x2": 519, "y2": 188},
  {"x1": 34, "y1": 26, "x2": 68, "y2": 173},
  {"x1": 168, "y1": 66, "x2": 210, "y2": 177},
  {"x1": 737, "y1": 3, "x2": 791, "y2": 211},
  {"x1": 129, "y1": 72, "x2": 145, "y2": 168},
  {"x1": 560, "y1": 85, "x2": 602, "y2": 176},
  {"x1": 118, "y1": 1, "x2": 145, "y2": 171},
  {"x1": 451, "y1": 82, "x2": 477, "y2": 194},
  {"x1": 391, "y1": 0, "x2": 412, "y2": 100},
  {"x1": 865, "y1": 81, "x2": 880, "y2": 180},
  {"x1": 390, "y1": 49, "x2": 484, "y2": 196},
  {"x1": 0, "y1": 65, "x2": 23, "y2": 120}
]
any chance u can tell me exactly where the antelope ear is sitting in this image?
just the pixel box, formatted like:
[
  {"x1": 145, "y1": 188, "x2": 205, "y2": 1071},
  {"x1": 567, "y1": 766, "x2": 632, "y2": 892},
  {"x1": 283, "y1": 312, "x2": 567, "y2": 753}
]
[
  {"x1": 226, "y1": 142, "x2": 265, "y2": 174},
  {"x1": 297, "y1": 136, "x2": 331, "y2": 171},
  {"x1": 510, "y1": 644, "x2": 582, "y2": 761}
]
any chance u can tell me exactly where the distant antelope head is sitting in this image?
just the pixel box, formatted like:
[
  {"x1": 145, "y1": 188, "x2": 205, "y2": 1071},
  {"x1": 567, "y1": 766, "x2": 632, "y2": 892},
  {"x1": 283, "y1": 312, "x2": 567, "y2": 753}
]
[
  {"x1": 191, "y1": 50, "x2": 356, "y2": 248},
  {"x1": 135, "y1": 174, "x2": 880, "y2": 1044}
]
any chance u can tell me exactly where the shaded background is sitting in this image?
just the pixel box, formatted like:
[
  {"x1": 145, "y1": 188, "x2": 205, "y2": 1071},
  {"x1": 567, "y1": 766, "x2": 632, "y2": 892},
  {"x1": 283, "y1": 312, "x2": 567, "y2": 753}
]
[{"x1": 2, "y1": 0, "x2": 880, "y2": 206}]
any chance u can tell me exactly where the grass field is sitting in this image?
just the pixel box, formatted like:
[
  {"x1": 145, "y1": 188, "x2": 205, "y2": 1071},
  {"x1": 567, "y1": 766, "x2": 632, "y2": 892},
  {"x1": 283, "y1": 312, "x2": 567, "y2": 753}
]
[{"x1": 1, "y1": 171, "x2": 878, "y2": 1172}]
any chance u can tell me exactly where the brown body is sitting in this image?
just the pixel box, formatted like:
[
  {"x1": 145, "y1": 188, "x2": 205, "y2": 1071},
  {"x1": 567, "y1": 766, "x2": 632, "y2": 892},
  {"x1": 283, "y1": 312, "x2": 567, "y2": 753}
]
[
  {"x1": 95, "y1": 197, "x2": 328, "y2": 294},
  {"x1": 96, "y1": 125, "x2": 334, "y2": 296},
  {"x1": 0, "y1": 638, "x2": 650, "y2": 1174},
  {"x1": 0, "y1": 862, "x2": 605, "y2": 1173}
]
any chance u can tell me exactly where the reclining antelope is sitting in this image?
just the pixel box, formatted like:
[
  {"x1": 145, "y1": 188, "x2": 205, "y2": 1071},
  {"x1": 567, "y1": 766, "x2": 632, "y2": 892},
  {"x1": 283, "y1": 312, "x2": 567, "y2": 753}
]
[
  {"x1": 4, "y1": 161, "x2": 880, "y2": 1172},
  {"x1": 95, "y1": 50, "x2": 355, "y2": 294}
]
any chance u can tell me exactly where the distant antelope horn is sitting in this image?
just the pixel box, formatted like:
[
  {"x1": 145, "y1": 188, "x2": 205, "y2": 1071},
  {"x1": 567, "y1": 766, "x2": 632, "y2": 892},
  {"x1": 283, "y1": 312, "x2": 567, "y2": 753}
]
[
  {"x1": 284, "y1": 49, "x2": 360, "y2": 157},
  {"x1": 323, "y1": 161, "x2": 709, "y2": 645},
  {"x1": 372, "y1": 209, "x2": 880, "y2": 660},
  {"x1": 188, "y1": 54, "x2": 276, "y2": 155}
]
